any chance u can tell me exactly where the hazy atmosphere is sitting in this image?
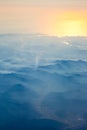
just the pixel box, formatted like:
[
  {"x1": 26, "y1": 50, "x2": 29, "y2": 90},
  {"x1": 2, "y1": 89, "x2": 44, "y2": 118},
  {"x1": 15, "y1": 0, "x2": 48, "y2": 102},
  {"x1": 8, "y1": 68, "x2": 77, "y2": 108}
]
[
  {"x1": 0, "y1": 0, "x2": 87, "y2": 36},
  {"x1": 0, "y1": 0, "x2": 87, "y2": 130}
]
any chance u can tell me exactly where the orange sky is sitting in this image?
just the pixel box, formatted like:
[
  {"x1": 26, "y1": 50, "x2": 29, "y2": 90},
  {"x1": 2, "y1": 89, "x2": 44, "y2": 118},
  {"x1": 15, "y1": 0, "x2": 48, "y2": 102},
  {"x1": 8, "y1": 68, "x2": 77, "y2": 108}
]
[{"x1": 0, "y1": 5, "x2": 87, "y2": 36}]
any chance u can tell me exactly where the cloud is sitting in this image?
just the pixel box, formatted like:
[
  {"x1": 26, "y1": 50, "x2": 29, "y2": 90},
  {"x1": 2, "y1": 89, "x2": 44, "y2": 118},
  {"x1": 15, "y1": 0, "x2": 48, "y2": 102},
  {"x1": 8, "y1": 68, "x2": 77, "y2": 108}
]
[
  {"x1": 0, "y1": 34, "x2": 87, "y2": 71},
  {"x1": 63, "y1": 41, "x2": 70, "y2": 45}
]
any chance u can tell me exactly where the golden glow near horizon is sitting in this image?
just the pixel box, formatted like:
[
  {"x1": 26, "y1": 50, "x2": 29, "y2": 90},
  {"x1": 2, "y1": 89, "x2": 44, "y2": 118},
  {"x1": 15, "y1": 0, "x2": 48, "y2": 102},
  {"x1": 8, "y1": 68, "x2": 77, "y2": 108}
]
[
  {"x1": 0, "y1": 5, "x2": 87, "y2": 36},
  {"x1": 52, "y1": 12, "x2": 87, "y2": 36},
  {"x1": 61, "y1": 20, "x2": 85, "y2": 36}
]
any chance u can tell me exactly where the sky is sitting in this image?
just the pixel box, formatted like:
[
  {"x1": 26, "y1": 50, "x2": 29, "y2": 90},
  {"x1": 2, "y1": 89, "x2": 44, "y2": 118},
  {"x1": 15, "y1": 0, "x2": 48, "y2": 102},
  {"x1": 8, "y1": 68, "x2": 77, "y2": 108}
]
[{"x1": 0, "y1": 0, "x2": 87, "y2": 36}]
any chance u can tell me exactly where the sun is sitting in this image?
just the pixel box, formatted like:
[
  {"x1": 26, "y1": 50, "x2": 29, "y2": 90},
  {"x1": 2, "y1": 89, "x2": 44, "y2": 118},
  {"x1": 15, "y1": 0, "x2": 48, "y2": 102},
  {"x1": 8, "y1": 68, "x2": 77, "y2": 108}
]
[
  {"x1": 52, "y1": 12, "x2": 87, "y2": 37},
  {"x1": 54, "y1": 19, "x2": 86, "y2": 37},
  {"x1": 60, "y1": 20, "x2": 85, "y2": 36}
]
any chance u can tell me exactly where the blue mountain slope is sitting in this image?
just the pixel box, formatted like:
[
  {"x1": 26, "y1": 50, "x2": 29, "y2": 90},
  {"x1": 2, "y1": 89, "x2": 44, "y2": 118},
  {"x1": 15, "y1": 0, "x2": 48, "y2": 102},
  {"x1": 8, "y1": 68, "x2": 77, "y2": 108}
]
[{"x1": 0, "y1": 34, "x2": 87, "y2": 129}]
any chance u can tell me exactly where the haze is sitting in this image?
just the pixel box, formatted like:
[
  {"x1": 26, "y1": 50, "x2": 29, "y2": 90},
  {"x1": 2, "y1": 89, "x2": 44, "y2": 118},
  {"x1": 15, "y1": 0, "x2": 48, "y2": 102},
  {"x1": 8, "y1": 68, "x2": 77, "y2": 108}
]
[{"x1": 0, "y1": 0, "x2": 87, "y2": 36}]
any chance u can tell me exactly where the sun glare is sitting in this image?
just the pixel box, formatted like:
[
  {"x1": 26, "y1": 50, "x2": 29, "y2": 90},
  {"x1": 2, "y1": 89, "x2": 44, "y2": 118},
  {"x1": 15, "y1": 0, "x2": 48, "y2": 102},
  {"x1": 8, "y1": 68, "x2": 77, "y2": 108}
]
[
  {"x1": 54, "y1": 20, "x2": 86, "y2": 37},
  {"x1": 61, "y1": 20, "x2": 85, "y2": 36},
  {"x1": 52, "y1": 12, "x2": 87, "y2": 37}
]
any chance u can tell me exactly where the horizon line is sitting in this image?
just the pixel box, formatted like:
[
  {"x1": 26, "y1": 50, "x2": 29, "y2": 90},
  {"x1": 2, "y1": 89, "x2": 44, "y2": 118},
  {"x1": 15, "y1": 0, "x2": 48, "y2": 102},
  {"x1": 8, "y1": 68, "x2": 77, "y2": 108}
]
[{"x1": 0, "y1": 33, "x2": 87, "y2": 38}]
